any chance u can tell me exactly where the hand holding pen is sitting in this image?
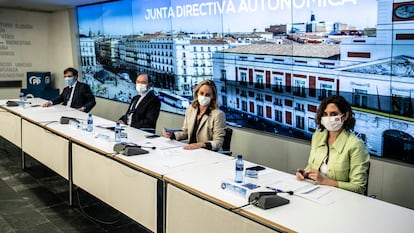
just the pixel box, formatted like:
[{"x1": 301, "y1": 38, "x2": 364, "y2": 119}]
[
  {"x1": 296, "y1": 168, "x2": 310, "y2": 180},
  {"x1": 296, "y1": 169, "x2": 327, "y2": 185}
]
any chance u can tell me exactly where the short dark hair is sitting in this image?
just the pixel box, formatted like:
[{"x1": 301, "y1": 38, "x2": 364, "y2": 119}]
[
  {"x1": 315, "y1": 95, "x2": 355, "y2": 131},
  {"x1": 135, "y1": 74, "x2": 152, "y2": 88},
  {"x1": 135, "y1": 74, "x2": 152, "y2": 83},
  {"x1": 64, "y1": 67, "x2": 78, "y2": 77}
]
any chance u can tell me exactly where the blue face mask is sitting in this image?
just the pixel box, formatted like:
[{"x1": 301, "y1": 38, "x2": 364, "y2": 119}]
[{"x1": 65, "y1": 77, "x2": 74, "y2": 86}]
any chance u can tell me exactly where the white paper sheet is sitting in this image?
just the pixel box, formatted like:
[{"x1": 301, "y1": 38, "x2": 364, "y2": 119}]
[{"x1": 295, "y1": 185, "x2": 347, "y2": 205}]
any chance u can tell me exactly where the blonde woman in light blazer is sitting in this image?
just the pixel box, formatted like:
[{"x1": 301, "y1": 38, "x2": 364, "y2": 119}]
[{"x1": 162, "y1": 80, "x2": 226, "y2": 151}]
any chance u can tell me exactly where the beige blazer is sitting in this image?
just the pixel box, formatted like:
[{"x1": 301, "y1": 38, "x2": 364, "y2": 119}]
[{"x1": 174, "y1": 106, "x2": 226, "y2": 151}]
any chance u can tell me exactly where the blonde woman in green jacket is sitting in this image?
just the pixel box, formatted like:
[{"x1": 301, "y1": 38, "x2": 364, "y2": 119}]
[{"x1": 296, "y1": 95, "x2": 370, "y2": 194}]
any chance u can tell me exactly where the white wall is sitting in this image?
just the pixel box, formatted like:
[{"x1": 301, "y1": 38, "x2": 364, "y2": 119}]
[
  {"x1": 0, "y1": 7, "x2": 413, "y2": 210},
  {"x1": 48, "y1": 9, "x2": 77, "y2": 88},
  {"x1": 0, "y1": 8, "x2": 76, "y2": 99},
  {"x1": 0, "y1": 8, "x2": 50, "y2": 99}
]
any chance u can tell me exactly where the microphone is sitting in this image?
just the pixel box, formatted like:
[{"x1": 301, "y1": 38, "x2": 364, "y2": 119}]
[
  {"x1": 6, "y1": 101, "x2": 19, "y2": 107},
  {"x1": 265, "y1": 186, "x2": 294, "y2": 195},
  {"x1": 60, "y1": 116, "x2": 80, "y2": 124},
  {"x1": 230, "y1": 201, "x2": 253, "y2": 211},
  {"x1": 138, "y1": 145, "x2": 156, "y2": 150},
  {"x1": 113, "y1": 142, "x2": 150, "y2": 156},
  {"x1": 113, "y1": 142, "x2": 156, "y2": 150},
  {"x1": 248, "y1": 191, "x2": 289, "y2": 209},
  {"x1": 230, "y1": 192, "x2": 276, "y2": 211},
  {"x1": 279, "y1": 190, "x2": 294, "y2": 195}
]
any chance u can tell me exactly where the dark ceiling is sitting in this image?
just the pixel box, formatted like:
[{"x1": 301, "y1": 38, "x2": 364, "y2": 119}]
[{"x1": 0, "y1": 0, "x2": 114, "y2": 12}]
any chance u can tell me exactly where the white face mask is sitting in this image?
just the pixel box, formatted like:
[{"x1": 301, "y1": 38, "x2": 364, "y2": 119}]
[
  {"x1": 136, "y1": 84, "x2": 147, "y2": 95},
  {"x1": 198, "y1": 95, "x2": 211, "y2": 106},
  {"x1": 321, "y1": 114, "x2": 344, "y2": 131}
]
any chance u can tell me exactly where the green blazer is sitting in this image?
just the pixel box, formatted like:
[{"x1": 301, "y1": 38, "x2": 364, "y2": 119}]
[{"x1": 306, "y1": 129, "x2": 370, "y2": 194}]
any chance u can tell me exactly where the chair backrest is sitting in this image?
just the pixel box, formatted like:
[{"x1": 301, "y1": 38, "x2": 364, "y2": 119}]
[
  {"x1": 139, "y1": 128, "x2": 156, "y2": 134},
  {"x1": 221, "y1": 128, "x2": 233, "y2": 156},
  {"x1": 364, "y1": 161, "x2": 371, "y2": 196}
]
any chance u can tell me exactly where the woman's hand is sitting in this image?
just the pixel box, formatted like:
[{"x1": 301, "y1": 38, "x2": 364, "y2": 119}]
[
  {"x1": 296, "y1": 168, "x2": 325, "y2": 183},
  {"x1": 306, "y1": 169, "x2": 335, "y2": 185},
  {"x1": 306, "y1": 169, "x2": 325, "y2": 184},
  {"x1": 183, "y1": 142, "x2": 205, "y2": 150},
  {"x1": 296, "y1": 168, "x2": 310, "y2": 180},
  {"x1": 162, "y1": 128, "x2": 171, "y2": 138},
  {"x1": 297, "y1": 169, "x2": 338, "y2": 187}
]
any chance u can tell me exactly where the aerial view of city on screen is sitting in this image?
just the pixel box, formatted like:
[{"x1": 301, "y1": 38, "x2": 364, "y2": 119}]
[{"x1": 77, "y1": 0, "x2": 414, "y2": 164}]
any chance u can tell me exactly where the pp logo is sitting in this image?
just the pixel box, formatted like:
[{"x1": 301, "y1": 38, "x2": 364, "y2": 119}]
[
  {"x1": 45, "y1": 76, "x2": 50, "y2": 85},
  {"x1": 29, "y1": 76, "x2": 41, "y2": 85}
]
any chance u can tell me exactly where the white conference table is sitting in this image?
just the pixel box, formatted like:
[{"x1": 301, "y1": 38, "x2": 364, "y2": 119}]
[
  {"x1": 0, "y1": 99, "x2": 85, "y2": 178},
  {"x1": 113, "y1": 137, "x2": 233, "y2": 177},
  {"x1": 164, "y1": 159, "x2": 414, "y2": 233},
  {"x1": 0, "y1": 99, "x2": 164, "y2": 232},
  {"x1": 0, "y1": 99, "x2": 25, "y2": 147},
  {"x1": 2, "y1": 98, "x2": 414, "y2": 233},
  {"x1": 68, "y1": 127, "x2": 160, "y2": 232},
  {"x1": 68, "y1": 121, "x2": 233, "y2": 233},
  {"x1": 0, "y1": 98, "x2": 232, "y2": 233}
]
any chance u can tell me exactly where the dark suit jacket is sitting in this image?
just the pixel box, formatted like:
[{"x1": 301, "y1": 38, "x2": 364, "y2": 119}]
[
  {"x1": 119, "y1": 90, "x2": 161, "y2": 132},
  {"x1": 52, "y1": 81, "x2": 96, "y2": 112}
]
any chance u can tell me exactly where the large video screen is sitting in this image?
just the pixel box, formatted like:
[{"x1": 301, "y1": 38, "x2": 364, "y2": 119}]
[{"x1": 77, "y1": 0, "x2": 414, "y2": 165}]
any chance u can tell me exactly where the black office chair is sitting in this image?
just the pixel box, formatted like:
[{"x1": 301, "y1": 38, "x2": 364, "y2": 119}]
[
  {"x1": 365, "y1": 161, "x2": 374, "y2": 197},
  {"x1": 139, "y1": 128, "x2": 156, "y2": 134},
  {"x1": 220, "y1": 128, "x2": 233, "y2": 156}
]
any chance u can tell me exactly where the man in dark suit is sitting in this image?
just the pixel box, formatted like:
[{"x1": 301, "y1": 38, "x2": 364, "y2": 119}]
[
  {"x1": 41, "y1": 67, "x2": 96, "y2": 112},
  {"x1": 118, "y1": 74, "x2": 161, "y2": 133}
]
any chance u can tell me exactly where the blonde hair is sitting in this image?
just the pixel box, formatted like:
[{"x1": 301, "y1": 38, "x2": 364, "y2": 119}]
[{"x1": 191, "y1": 79, "x2": 219, "y2": 109}]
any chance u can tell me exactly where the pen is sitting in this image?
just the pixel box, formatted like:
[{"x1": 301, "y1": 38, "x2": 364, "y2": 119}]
[
  {"x1": 266, "y1": 186, "x2": 283, "y2": 193},
  {"x1": 266, "y1": 186, "x2": 294, "y2": 195}
]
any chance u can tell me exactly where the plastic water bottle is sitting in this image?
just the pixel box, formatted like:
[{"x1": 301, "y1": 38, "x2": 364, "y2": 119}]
[
  {"x1": 245, "y1": 169, "x2": 259, "y2": 189},
  {"x1": 235, "y1": 155, "x2": 244, "y2": 183},
  {"x1": 86, "y1": 114, "x2": 93, "y2": 132},
  {"x1": 19, "y1": 92, "x2": 25, "y2": 108},
  {"x1": 114, "y1": 122, "x2": 121, "y2": 142}
]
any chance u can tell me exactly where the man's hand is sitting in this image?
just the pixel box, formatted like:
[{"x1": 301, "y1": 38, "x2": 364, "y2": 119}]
[{"x1": 41, "y1": 102, "x2": 51, "y2": 107}]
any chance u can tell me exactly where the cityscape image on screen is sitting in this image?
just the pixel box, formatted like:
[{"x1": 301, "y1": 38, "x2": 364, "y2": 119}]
[{"x1": 77, "y1": 0, "x2": 414, "y2": 164}]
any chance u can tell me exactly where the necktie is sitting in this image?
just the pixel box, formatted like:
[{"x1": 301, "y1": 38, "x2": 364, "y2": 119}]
[
  {"x1": 127, "y1": 95, "x2": 140, "y2": 125},
  {"x1": 66, "y1": 87, "x2": 73, "y2": 106},
  {"x1": 128, "y1": 95, "x2": 141, "y2": 114}
]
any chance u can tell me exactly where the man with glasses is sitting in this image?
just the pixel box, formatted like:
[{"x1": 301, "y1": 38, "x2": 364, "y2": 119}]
[
  {"x1": 118, "y1": 73, "x2": 161, "y2": 133},
  {"x1": 41, "y1": 67, "x2": 96, "y2": 112}
]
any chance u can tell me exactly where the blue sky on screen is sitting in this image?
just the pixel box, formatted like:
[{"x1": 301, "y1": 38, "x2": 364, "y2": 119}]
[
  {"x1": 78, "y1": 0, "x2": 378, "y2": 35},
  {"x1": 77, "y1": 4, "x2": 103, "y2": 35},
  {"x1": 101, "y1": 0, "x2": 134, "y2": 35}
]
